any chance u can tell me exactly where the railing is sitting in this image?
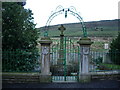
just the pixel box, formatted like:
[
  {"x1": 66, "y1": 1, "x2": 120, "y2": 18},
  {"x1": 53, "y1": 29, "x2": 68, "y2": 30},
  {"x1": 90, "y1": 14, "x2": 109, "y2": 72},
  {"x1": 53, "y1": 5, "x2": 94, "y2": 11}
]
[
  {"x1": 90, "y1": 51, "x2": 120, "y2": 72},
  {"x1": 2, "y1": 49, "x2": 40, "y2": 72},
  {"x1": 2, "y1": 49, "x2": 120, "y2": 73}
]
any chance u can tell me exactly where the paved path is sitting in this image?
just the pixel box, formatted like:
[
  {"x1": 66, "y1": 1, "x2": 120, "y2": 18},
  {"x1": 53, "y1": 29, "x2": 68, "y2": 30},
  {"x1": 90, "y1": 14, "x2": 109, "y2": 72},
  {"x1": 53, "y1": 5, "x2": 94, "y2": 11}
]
[{"x1": 2, "y1": 80, "x2": 120, "y2": 88}]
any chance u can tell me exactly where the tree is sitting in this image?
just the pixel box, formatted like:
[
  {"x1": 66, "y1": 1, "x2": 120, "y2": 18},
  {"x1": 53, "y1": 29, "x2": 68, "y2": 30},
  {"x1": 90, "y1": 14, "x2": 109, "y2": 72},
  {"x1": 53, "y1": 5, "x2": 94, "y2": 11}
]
[
  {"x1": 2, "y1": 2, "x2": 40, "y2": 71},
  {"x1": 109, "y1": 32, "x2": 120, "y2": 65}
]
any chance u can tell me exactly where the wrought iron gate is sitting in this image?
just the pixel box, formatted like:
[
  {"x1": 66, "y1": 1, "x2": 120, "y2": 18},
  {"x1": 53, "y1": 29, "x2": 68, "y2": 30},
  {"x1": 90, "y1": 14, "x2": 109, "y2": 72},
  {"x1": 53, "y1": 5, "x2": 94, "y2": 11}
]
[{"x1": 50, "y1": 37, "x2": 80, "y2": 82}]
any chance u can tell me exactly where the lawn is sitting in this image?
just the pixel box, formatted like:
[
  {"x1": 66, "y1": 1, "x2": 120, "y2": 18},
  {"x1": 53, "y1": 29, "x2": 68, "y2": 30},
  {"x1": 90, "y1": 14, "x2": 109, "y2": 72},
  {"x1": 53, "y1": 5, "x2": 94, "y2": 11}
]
[
  {"x1": 39, "y1": 29, "x2": 118, "y2": 37},
  {"x1": 99, "y1": 63, "x2": 120, "y2": 70}
]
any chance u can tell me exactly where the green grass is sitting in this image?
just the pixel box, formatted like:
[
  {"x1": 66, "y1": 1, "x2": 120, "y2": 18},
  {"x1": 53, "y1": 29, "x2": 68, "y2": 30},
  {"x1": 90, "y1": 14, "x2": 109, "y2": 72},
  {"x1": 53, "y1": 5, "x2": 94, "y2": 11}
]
[
  {"x1": 100, "y1": 63, "x2": 120, "y2": 70},
  {"x1": 39, "y1": 29, "x2": 118, "y2": 37},
  {"x1": 38, "y1": 19, "x2": 119, "y2": 37},
  {"x1": 87, "y1": 31, "x2": 118, "y2": 37}
]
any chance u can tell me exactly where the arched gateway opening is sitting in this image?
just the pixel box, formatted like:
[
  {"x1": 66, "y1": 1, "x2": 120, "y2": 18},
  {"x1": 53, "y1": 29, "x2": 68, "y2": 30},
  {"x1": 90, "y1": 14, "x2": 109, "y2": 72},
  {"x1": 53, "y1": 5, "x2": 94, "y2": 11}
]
[
  {"x1": 39, "y1": 6, "x2": 93, "y2": 83},
  {"x1": 44, "y1": 5, "x2": 87, "y2": 37}
]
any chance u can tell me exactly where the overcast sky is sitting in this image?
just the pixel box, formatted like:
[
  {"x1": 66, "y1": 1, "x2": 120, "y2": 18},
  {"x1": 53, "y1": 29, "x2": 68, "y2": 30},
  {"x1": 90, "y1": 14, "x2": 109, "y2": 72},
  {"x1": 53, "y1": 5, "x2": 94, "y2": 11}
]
[{"x1": 24, "y1": 0, "x2": 119, "y2": 28}]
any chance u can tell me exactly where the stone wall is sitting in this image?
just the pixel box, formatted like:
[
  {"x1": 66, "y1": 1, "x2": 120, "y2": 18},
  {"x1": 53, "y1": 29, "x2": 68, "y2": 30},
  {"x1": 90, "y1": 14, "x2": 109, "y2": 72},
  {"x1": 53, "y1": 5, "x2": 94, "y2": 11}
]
[
  {"x1": 91, "y1": 74, "x2": 120, "y2": 80},
  {"x1": 2, "y1": 72, "x2": 51, "y2": 83},
  {"x1": 2, "y1": 72, "x2": 120, "y2": 83}
]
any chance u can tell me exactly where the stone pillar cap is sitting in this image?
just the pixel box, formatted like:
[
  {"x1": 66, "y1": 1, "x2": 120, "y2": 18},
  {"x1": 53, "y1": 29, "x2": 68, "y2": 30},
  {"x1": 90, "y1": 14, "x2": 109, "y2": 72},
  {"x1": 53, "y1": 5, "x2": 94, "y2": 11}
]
[
  {"x1": 39, "y1": 37, "x2": 52, "y2": 44},
  {"x1": 77, "y1": 37, "x2": 93, "y2": 45}
]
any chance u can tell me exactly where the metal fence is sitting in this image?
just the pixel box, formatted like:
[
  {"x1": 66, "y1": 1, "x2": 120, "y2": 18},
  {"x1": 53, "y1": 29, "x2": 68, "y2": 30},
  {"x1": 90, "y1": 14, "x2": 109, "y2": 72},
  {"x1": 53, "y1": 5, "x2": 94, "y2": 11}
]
[
  {"x1": 90, "y1": 51, "x2": 120, "y2": 72},
  {"x1": 2, "y1": 49, "x2": 40, "y2": 72},
  {"x1": 2, "y1": 49, "x2": 120, "y2": 73}
]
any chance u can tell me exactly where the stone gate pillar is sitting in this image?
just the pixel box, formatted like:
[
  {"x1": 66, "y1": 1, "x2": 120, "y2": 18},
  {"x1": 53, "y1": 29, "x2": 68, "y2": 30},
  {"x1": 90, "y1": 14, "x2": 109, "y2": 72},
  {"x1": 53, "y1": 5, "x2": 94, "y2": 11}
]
[
  {"x1": 77, "y1": 37, "x2": 93, "y2": 83},
  {"x1": 39, "y1": 37, "x2": 52, "y2": 82}
]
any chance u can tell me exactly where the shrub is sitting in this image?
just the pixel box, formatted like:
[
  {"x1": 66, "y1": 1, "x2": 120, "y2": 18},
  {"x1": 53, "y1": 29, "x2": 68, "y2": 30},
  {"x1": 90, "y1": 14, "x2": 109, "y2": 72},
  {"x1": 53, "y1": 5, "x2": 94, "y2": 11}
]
[
  {"x1": 109, "y1": 32, "x2": 120, "y2": 65},
  {"x1": 2, "y1": 49, "x2": 39, "y2": 72}
]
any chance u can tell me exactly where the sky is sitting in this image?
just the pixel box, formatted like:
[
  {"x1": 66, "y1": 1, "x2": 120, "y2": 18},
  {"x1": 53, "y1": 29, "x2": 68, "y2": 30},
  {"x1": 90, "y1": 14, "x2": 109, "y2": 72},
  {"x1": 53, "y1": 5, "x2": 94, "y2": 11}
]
[{"x1": 24, "y1": 0, "x2": 119, "y2": 28}]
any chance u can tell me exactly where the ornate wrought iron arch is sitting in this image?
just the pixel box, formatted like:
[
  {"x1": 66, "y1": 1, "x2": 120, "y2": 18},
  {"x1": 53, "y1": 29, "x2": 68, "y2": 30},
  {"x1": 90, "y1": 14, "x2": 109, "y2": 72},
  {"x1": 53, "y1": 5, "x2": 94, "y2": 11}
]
[{"x1": 44, "y1": 5, "x2": 87, "y2": 37}]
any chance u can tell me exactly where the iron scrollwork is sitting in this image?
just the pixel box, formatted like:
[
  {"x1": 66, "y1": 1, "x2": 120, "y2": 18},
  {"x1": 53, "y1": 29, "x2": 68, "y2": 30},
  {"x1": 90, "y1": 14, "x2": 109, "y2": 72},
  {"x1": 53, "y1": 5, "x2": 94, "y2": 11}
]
[{"x1": 44, "y1": 5, "x2": 87, "y2": 37}]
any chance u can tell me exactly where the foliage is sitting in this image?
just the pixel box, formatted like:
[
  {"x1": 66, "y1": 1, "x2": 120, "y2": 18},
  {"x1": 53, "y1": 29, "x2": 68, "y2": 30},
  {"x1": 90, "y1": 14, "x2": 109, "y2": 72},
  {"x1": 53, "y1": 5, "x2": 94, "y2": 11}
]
[
  {"x1": 91, "y1": 57, "x2": 103, "y2": 65},
  {"x1": 2, "y1": 2, "x2": 40, "y2": 71},
  {"x1": 100, "y1": 63, "x2": 120, "y2": 70},
  {"x1": 2, "y1": 49, "x2": 39, "y2": 72},
  {"x1": 2, "y1": 2, "x2": 40, "y2": 50},
  {"x1": 109, "y1": 32, "x2": 120, "y2": 65},
  {"x1": 50, "y1": 64, "x2": 78, "y2": 76},
  {"x1": 17, "y1": 2, "x2": 26, "y2": 6}
]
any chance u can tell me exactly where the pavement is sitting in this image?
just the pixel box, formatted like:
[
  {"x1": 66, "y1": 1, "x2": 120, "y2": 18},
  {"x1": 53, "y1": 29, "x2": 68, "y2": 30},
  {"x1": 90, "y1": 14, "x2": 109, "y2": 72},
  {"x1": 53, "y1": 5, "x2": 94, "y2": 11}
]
[{"x1": 2, "y1": 80, "x2": 120, "y2": 89}]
